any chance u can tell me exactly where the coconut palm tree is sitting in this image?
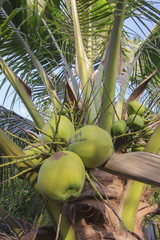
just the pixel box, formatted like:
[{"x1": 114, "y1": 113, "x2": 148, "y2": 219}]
[{"x1": 0, "y1": 0, "x2": 160, "y2": 239}]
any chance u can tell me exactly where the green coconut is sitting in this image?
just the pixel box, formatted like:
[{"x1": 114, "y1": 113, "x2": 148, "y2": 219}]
[
  {"x1": 127, "y1": 101, "x2": 145, "y2": 116},
  {"x1": 57, "y1": 108, "x2": 67, "y2": 116},
  {"x1": 112, "y1": 120, "x2": 127, "y2": 136},
  {"x1": 142, "y1": 128, "x2": 154, "y2": 140},
  {"x1": 132, "y1": 146, "x2": 145, "y2": 152},
  {"x1": 23, "y1": 143, "x2": 48, "y2": 167},
  {"x1": 37, "y1": 151, "x2": 85, "y2": 202},
  {"x1": 127, "y1": 114, "x2": 144, "y2": 131},
  {"x1": 41, "y1": 116, "x2": 75, "y2": 144},
  {"x1": 67, "y1": 125, "x2": 114, "y2": 168}
]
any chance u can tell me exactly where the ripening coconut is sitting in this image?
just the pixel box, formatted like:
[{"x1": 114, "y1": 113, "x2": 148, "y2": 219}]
[
  {"x1": 67, "y1": 125, "x2": 114, "y2": 168},
  {"x1": 38, "y1": 151, "x2": 85, "y2": 202},
  {"x1": 23, "y1": 142, "x2": 49, "y2": 167},
  {"x1": 41, "y1": 116, "x2": 75, "y2": 144},
  {"x1": 127, "y1": 101, "x2": 145, "y2": 116},
  {"x1": 111, "y1": 120, "x2": 127, "y2": 136},
  {"x1": 127, "y1": 114, "x2": 144, "y2": 131}
]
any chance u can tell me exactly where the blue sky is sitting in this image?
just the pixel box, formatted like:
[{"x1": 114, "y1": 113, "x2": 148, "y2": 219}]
[
  {"x1": 124, "y1": 17, "x2": 155, "y2": 40},
  {"x1": 0, "y1": 81, "x2": 31, "y2": 119}
]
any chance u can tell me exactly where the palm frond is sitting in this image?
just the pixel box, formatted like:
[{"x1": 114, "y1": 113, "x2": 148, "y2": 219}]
[
  {"x1": 129, "y1": 22, "x2": 160, "y2": 113},
  {"x1": 0, "y1": 0, "x2": 160, "y2": 117},
  {"x1": 0, "y1": 106, "x2": 38, "y2": 148},
  {"x1": 124, "y1": 1, "x2": 160, "y2": 38}
]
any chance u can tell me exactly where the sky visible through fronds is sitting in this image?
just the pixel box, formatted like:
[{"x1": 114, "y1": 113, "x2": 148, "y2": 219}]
[{"x1": 0, "y1": 2, "x2": 159, "y2": 119}]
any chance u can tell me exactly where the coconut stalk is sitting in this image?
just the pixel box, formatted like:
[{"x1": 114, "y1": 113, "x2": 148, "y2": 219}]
[
  {"x1": 100, "y1": 0, "x2": 127, "y2": 133},
  {"x1": 0, "y1": 129, "x2": 77, "y2": 240},
  {"x1": 92, "y1": 64, "x2": 104, "y2": 117},
  {"x1": 119, "y1": 124, "x2": 160, "y2": 232},
  {"x1": 40, "y1": 16, "x2": 79, "y2": 98},
  {"x1": 71, "y1": 0, "x2": 96, "y2": 123},
  {"x1": 0, "y1": 57, "x2": 45, "y2": 129},
  {"x1": 32, "y1": 0, "x2": 79, "y2": 98}
]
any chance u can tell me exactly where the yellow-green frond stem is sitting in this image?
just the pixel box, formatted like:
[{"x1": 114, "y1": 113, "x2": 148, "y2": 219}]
[
  {"x1": 0, "y1": 57, "x2": 45, "y2": 129},
  {"x1": 120, "y1": 180, "x2": 144, "y2": 231},
  {"x1": 120, "y1": 123, "x2": 160, "y2": 231},
  {"x1": 71, "y1": 0, "x2": 96, "y2": 123},
  {"x1": 47, "y1": 200, "x2": 77, "y2": 240},
  {"x1": 144, "y1": 123, "x2": 160, "y2": 154},
  {"x1": 100, "y1": 0, "x2": 127, "y2": 133}
]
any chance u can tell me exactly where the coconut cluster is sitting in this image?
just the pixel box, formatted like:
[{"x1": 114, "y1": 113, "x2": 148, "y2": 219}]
[
  {"x1": 23, "y1": 115, "x2": 114, "y2": 202},
  {"x1": 111, "y1": 100, "x2": 146, "y2": 137},
  {"x1": 111, "y1": 100, "x2": 154, "y2": 151},
  {"x1": 126, "y1": 101, "x2": 145, "y2": 131}
]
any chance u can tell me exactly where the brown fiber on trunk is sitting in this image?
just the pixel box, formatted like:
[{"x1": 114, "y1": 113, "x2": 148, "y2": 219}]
[{"x1": 1, "y1": 170, "x2": 158, "y2": 240}]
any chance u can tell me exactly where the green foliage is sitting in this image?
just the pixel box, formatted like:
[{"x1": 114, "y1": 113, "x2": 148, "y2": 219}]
[
  {"x1": 0, "y1": 165, "x2": 42, "y2": 224},
  {"x1": 0, "y1": 106, "x2": 38, "y2": 148}
]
